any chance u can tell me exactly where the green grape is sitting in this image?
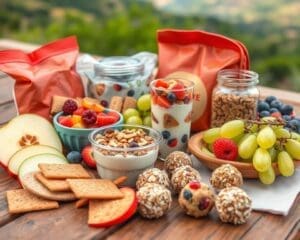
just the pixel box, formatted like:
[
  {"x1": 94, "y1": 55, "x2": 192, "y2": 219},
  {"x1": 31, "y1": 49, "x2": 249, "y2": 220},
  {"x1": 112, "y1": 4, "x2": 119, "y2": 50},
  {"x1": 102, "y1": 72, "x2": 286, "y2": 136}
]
[
  {"x1": 201, "y1": 147, "x2": 215, "y2": 157},
  {"x1": 291, "y1": 132, "x2": 300, "y2": 141},
  {"x1": 285, "y1": 139, "x2": 300, "y2": 160},
  {"x1": 268, "y1": 147, "x2": 278, "y2": 162},
  {"x1": 249, "y1": 123, "x2": 258, "y2": 133},
  {"x1": 274, "y1": 128, "x2": 291, "y2": 139},
  {"x1": 256, "y1": 126, "x2": 276, "y2": 149},
  {"x1": 137, "y1": 94, "x2": 151, "y2": 111},
  {"x1": 220, "y1": 120, "x2": 245, "y2": 139},
  {"x1": 253, "y1": 148, "x2": 271, "y2": 172},
  {"x1": 203, "y1": 128, "x2": 220, "y2": 144},
  {"x1": 261, "y1": 117, "x2": 281, "y2": 130},
  {"x1": 258, "y1": 166, "x2": 275, "y2": 185},
  {"x1": 277, "y1": 151, "x2": 295, "y2": 177},
  {"x1": 232, "y1": 133, "x2": 245, "y2": 144},
  {"x1": 123, "y1": 108, "x2": 140, "y2": 121},
  {"x1": 140, "y1": 110, "x2": 151, "y2": 118},
  {"x1": 208, "y1": 143, "x2": 214, "y2": 152},
  {"x1": 126, "y1": 116, "x2": 143, "y2": 125},
  {"x1": 143, "y1": 116, "x2": 152, "y2": 127},
  {"x1": 238, "y1": 134, "x2": 257, "y2": 159}
]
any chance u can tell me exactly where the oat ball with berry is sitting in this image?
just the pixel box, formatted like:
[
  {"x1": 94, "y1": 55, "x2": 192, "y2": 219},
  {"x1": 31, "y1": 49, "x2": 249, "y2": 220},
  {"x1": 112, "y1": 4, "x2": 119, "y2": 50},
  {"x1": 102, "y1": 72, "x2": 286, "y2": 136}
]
[
  {"x1": 164, "y1": 151, "x2": 192, "y2": 177},
  {"x1": 179, "y1": 181, "x2": 215, "y2": 218},
  {"x1": 171, "y1": 165, "x2": 201, "y2": 194},
  {"x1": 210, "y1": 164, "x2": 243, "y2": 190},
  {"x1": 136, "y1": 168, "x2": 170, "y2": 190}
]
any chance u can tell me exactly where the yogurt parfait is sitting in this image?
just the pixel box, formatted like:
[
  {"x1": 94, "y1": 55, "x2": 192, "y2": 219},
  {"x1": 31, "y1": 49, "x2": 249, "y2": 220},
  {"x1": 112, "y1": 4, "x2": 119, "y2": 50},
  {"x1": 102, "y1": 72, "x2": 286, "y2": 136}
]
[
  {"x1": 89, "y1": 124, "x2": 161, "y2": 186},
  {"x1": 150, "y1": 78, "x2": 194, "y2": 158}
]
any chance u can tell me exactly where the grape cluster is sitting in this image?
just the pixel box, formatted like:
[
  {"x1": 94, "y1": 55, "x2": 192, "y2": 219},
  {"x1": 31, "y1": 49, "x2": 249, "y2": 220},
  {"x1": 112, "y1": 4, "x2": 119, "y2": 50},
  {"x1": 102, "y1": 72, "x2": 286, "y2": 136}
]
[
  {"x1": 203, "y1": 118, "x2": 300, "y2": 184},
  {"x1": 258, "y1": 96, "x2": 300, "y2": 133}
]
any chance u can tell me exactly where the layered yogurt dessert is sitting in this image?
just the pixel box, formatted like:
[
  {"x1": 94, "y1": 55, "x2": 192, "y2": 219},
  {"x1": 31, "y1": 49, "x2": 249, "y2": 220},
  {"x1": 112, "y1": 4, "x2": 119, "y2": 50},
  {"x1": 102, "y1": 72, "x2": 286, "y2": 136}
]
[
  {"x1": 150, "y1": 78, "x2": 194, "y2": 158},
  {"x1": 89, "y1": 125, "x2": 161, "y2": 186}
]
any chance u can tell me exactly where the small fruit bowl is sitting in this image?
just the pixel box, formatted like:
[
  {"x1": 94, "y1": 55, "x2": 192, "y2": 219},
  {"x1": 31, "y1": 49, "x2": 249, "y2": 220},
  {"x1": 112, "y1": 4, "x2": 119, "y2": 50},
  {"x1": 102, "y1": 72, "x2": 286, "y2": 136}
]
[
  {"x1": 188, "y1": 131, "x2": 300, "y2": 178},
  {"x1": 89, "y1": 124, "x2": 162, "y2": 186},
  {"x1": 53, "y1": 109, "x2": 123, "y2": 152}
]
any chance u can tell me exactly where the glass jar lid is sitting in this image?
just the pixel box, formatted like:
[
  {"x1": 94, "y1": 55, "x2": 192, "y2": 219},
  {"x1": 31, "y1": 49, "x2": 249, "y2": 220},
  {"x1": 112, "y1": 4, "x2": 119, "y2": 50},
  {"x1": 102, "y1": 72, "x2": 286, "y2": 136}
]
[{"x1": 94, "y1": 56, "x2": 144, "y2": 76}]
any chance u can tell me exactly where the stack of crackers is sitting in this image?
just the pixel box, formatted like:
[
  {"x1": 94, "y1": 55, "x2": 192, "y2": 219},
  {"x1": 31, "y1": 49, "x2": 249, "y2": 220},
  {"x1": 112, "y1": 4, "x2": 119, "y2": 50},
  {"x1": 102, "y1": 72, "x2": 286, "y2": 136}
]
[{"x1": 6, "y1": 164, "x2": 128, "y2": 225}]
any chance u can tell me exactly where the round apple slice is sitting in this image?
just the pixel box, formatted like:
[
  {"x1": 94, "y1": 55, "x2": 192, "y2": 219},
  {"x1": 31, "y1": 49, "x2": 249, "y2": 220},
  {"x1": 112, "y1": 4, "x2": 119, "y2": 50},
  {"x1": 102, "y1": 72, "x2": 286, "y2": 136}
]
[
  {"x1": 8, "y1": 145, "x2": 65, "y2": 177},
  {"x1": 18, "y1": 153, "x2": 67, "y2": 184}
]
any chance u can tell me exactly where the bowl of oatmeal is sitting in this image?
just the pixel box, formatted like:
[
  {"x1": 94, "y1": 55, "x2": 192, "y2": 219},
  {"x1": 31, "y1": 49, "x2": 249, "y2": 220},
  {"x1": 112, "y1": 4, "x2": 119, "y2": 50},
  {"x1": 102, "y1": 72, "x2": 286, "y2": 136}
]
[{"x1": 89, "y1": 124, "x2": 162, "y2": 186}]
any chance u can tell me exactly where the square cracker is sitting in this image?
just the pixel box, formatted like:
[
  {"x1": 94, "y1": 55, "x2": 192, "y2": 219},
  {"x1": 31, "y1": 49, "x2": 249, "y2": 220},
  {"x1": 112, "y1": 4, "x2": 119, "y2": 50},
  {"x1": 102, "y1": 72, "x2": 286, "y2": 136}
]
[
  {"x1": 38, "y1": 164, "x2": 91, "y2": 179},
  {"x1": 6, "y1": 189, "x2": 59, "y2": 214},
  {"x1": 35, "y1": 172, "x2": 70, "y2": 192},
  {"x1": 67, "y1": 179, "x2": 124, "y2": 199}
]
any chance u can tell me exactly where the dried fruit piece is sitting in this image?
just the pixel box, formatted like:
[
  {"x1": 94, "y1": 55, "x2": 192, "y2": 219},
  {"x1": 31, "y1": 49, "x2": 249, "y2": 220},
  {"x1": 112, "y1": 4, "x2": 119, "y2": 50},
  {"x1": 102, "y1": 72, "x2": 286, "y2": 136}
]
[{"x1": 164, "y1": 114, "x2": 179, "y2": 128}]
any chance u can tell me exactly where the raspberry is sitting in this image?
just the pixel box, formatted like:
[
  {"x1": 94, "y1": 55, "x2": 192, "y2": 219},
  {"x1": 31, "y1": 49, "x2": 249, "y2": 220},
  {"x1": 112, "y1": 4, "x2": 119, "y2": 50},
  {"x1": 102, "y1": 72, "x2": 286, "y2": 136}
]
[
  {"x1": 198, "y1": 197, "x2": 210, "y2": 210},
  {"x1": 82, "y1": 110, "x2": 97, "y2": 125},
  {"x1": 62, "y1": 99, "x2": 78, "y2": 115},
  {"x1": 212, "y1": 138, "x2": 238, "y2": 161}
]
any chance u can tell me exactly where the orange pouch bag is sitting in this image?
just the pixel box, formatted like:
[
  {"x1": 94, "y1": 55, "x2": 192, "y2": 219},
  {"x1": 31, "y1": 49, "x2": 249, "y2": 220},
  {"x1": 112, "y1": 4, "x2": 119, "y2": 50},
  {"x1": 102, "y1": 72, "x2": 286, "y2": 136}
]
[
  {"x1": 0, "y1": 36, "x2": 84, "y2": 120},
  {"x1": 157, "y1": 29, "x2": 249, "y2": 132}
]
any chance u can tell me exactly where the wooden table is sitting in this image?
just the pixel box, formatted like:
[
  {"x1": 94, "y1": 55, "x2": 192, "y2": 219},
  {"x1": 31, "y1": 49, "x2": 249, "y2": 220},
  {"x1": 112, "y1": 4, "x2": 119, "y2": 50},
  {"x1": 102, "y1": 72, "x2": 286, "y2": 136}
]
[{"x1": 0, "y1": 41, "x2": 299, "y2": 240}]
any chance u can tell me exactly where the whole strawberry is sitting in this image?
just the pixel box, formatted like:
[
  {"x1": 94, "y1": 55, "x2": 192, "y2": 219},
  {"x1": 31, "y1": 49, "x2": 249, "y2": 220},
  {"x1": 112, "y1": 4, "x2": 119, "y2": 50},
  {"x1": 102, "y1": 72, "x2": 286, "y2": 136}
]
[
  {"x1": 62, "y1": 99, "x2": 78, "y2": 115},
  {"x1": 212, "y1": 138, "x2": 238, "y2": 161}
]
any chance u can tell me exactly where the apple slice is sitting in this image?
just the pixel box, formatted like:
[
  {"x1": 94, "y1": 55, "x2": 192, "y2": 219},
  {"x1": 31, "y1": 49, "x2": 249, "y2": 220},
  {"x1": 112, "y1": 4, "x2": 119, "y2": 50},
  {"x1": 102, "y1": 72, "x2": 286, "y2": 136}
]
[
  {"x1": 88, "y1": 187, "x2": 137, "y2": 228},
  {"x1": 18, "y1": 153, "x2": 67, "y2": 184},
  {"x1": 8, "y1": 145, "x2": 65, "y2": 177},
  {"x1": 0, "y1": 114, "x2": 62, "y2": 167}
]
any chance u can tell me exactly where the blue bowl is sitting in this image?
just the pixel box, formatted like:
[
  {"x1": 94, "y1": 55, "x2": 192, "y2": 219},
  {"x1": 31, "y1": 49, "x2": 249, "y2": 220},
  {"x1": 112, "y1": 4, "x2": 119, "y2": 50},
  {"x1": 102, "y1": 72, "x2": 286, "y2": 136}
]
[{"x1": 53, "y1": 109, "x2": 123, "y2": 152}]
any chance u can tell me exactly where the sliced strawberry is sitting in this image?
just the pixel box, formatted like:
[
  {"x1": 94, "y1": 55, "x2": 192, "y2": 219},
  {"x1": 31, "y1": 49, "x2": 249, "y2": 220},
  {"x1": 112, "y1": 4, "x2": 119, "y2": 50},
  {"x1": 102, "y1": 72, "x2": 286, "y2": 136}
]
[
  {"x1": 155, "y1": 79, "x2": 169, "y2": 88},
  {"x1": 172, "y1": 83, "x2": 185, "y2": 100},
  {"x1": 81, "y1": 145, "x2": 96, "y2": 168},
  {"x1": 157, "y1": 96, "x2": 171, "y2": 108},
  {"x1": 96, "y1": 115, "x2": 118, "y2": 127},
  {"x1": 167, "y1": 138, "x2": 178, "y2": 147},
  {"x1": 107, "y1": 111, "x2": 120, "y2": 121},
  {"x1": 58, "y1": 116, "x2": 73, "y2": 128},
  {"x1": 73, "y1": 106, "x2": 85, "y2": 116}
]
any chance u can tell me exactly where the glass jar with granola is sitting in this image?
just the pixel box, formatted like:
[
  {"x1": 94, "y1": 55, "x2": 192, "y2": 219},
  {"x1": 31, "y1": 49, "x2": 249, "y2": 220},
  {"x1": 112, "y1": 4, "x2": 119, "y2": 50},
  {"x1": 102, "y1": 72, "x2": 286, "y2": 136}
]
[{"x1": 211, "y1": 69, "x2": 259, "y2": 127}]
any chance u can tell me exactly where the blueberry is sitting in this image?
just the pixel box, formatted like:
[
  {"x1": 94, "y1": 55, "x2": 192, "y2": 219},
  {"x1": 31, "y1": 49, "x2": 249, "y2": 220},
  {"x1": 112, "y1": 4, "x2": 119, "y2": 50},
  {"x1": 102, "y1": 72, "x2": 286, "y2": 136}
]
[
  {"x1": 259, "y1": 110, "x2": 270, "y2": 118},
  {"x1": 283, "y1": 115, "x2": 292, "y2": 122},
  {"x1": 257, "y1": 101, "x2": 270, "y2": 112},
  {"x1": 67, "y1": 151, "x2": 82, "y2": 163},
  {"x1": 270, "y1": 108, "x2": 279, "y2": 113},
  {"x1": 265, "y1": 96, "x2": 277, "y2": 104},
  {"x1": 162, "y1": 130, "x2": 171, "y2": 139},
  {"x1": 289, "y1": 119, "x2": 300, "y2": 132},
  {"x1": 183, "y1": 189, "x2": 193, "y2": 201},
  {"x1": 280, "y1": 104, "x2": 293, "y2": 115},
  {"x1": 167, "y1": 92, "x2": 176, "y2": 103},
  {"x1": 127, "y1": 89, "x2": 135, "y2": 97},
  {"x1": 100, "y1": 100, "x2": 108, "y2": 108},
  {"x1": 270, "y1": 100, "x2": 282, "y2": 109},
  {"x1": 181, "y1": 134, "x2": 188, "y2": 143}
]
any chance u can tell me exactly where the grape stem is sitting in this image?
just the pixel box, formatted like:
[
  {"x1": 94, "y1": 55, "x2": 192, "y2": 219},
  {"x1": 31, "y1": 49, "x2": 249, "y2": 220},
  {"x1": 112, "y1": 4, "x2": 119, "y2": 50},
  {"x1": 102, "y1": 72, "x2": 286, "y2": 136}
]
[{"x1": 245, "y1": 119, "x2": 285, "y2": 126}]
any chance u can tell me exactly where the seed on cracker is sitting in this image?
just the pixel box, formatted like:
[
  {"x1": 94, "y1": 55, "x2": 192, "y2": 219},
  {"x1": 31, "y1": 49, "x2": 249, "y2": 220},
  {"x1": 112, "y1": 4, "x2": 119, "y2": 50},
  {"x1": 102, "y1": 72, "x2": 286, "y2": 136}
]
[
  {"x1": 38, "y1": 164, "x2": 91, "y2": 179},
  {"x1": 67, "y1": 179, "x2": 124, "y2": 200},
  {"x1": 122, "y1": 97, "x2": 137, "y2": 113},
  {"x1": 35, "y1": 172, "x2": 70, "y2": 192},
  {"x1": 109, "y1": 96, "x2": 123, "y2": 112},
  {"x1": 6, "y1": 189, "x2": 59, "y2": 214}
]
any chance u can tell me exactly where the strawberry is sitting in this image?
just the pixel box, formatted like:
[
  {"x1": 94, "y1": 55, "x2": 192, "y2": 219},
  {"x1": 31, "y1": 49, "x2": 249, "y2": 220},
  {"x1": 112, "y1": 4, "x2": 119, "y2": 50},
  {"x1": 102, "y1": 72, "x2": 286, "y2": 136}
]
[
  {"x1": 96, "y1": 115, "x2": 117, "y2": 127},
  {"x1": 81, "y1": 145, "x2": 96, "y2": 168},
  {"x1": 157, "y1": 96, "x2": 171, "y2": 108},
  {"x1": 172, "y1": 83, "x2": 185, "y2": 100},
  {"x1": 167, "y1": 138, "x2": 178, "y2": 148},
  {"x1": 73, "y1": 106, "x2": 85, "y2": 116},
  {"x1": 113, "y1": 84, "x2": 122, "y2": 91},
  {"x1": 107, "y1": 111, "x2": 120, "y2": 121},
  {"x1": 212, "y1": 138, "x2": 238, "y2": 161},
  {"x1": 155, "y1": 79, "x2": 169, "y2": 88},
  {"x1": 58, "y1": 116, "x2": 73, "y2": 128}
]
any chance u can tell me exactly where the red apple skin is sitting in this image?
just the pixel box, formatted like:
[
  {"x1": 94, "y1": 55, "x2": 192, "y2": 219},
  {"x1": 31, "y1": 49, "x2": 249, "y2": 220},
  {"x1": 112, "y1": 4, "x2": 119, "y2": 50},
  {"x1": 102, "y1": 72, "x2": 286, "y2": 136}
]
[{"x1": 89, "y1": 187, "x2": 137, "y2": 228}]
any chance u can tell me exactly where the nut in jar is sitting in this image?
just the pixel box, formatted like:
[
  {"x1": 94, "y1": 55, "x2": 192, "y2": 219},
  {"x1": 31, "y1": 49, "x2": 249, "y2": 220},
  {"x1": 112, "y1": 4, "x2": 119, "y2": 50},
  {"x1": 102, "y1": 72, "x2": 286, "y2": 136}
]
[{"x1": 211, "y1": 69, "x2": 259, "y2": 127}]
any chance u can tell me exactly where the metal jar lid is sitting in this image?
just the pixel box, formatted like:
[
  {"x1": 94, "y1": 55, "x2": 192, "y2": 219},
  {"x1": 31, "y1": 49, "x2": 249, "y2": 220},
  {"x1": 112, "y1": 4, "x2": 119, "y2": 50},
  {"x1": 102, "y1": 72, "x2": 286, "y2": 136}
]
[{"x1": 94, "y1": 56, "x2": 144, "y2": 77}]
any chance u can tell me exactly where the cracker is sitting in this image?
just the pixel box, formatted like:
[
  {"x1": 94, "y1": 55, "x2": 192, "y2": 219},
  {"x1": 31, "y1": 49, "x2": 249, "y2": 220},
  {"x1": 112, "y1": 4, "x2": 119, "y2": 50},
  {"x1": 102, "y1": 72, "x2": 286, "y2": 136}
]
[
  {"x1": 6, "y1": 189, "x2": 59, "y2": 214},
  {"x1": 38, "y1": 164, "x2": 91, "y2": 179},
  {"x1": 164, "y1": 113, "x2": 179, "y2": 128},
  {"x1": 21, "y1": 172, "x2": 77, "y2": 202},
  {"x1": 122, "y1": 97, "x2": 137, "y2": 113},
  {"x1": 109, "y1": 96, "x2": 123, "y2": 112},
  {"x1": 35, "y1": 172, "x2": 70, "y2": 192},
  {"x1": 67, "y1": 179, "x2": 124, "y2": 199}
]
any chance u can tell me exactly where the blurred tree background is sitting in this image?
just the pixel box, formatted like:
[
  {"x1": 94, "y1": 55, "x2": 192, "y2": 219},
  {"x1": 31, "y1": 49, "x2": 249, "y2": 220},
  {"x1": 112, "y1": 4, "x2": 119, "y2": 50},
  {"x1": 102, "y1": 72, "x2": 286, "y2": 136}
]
[{"x1": 0, "y1": 0, "x2": 299, "y2": 91}]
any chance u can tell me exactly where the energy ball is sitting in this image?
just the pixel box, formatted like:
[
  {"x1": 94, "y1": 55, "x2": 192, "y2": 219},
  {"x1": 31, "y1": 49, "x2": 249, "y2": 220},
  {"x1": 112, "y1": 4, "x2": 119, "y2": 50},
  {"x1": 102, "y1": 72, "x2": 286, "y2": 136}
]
[
  {"x1": 164, "y1": 151, "x2": 192, "y2": 177},
  {"x1": 179, "y1": 181, "x2": 215, "y2": 218},
  {"x1": 210, "y1": 164, "x2": 243, "y2": 190},
  {"x1": 136, "y1": 168, "x2": 170, "y2": 190},
  {"x1": 171, "y1": 165, "x2": 201, "y2": 194},
  {"x1": 137, "y1": 183, "x2": 172, "y2": 219},
  {"x1": 215, "y1": 187, "x2": 252, "y2": 225}
]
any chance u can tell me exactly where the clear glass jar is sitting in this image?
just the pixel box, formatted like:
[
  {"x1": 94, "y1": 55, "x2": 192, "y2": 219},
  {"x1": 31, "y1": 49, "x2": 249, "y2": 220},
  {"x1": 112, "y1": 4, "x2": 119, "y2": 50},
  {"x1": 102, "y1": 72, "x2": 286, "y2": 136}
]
[{"x1": 211, "y1": 69, "x2": 259, "y2": 127}]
